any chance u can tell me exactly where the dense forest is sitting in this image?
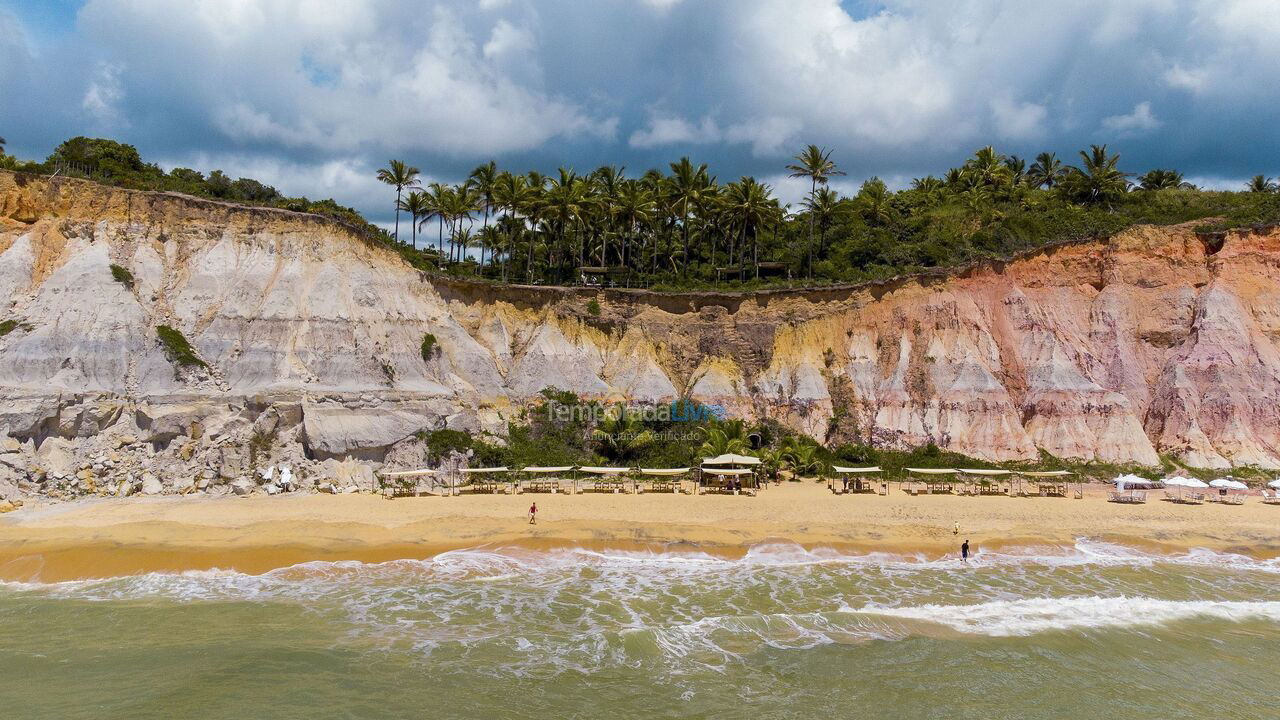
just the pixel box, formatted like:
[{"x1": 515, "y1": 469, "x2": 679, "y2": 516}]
[{"x1": 3, "y1": 136, "x2": 1279, "y2": 291}]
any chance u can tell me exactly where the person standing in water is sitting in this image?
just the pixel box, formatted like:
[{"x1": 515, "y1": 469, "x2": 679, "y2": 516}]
[
  {"x1": 961, "y1": 539, "x2": 970, "y2": 562},
  {"x1": 528, "y1": 501, "x2": 538, "y2": 525}
]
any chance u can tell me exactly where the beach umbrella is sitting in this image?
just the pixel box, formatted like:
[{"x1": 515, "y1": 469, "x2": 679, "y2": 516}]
[
  {"x1": 1116, "y1": 471, "x2": 1167, "y2": 486},
  {"x1": 1164, "y1": 476, "x2": 1208, "y2": 488},
  {"x1": 1269, "y1": 479, "x2": 1280, "y2": 490},
  {"x1": 1209, "y1": 478, "x2": 1248, "y2": 490}
]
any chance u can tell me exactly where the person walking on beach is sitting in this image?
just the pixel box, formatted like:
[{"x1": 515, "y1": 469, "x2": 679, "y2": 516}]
[
  {"x1": 528, "y1": 502, "x2": 538, "y2": 525},
  {"x1": 953, "y1": 521, "x2": 960, "y2": 536},
  {"x1": 961, "y1": 539, "x2": 970, "y2": 562}
]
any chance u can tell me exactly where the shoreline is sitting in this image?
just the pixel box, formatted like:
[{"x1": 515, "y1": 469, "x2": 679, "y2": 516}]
[{"x1": 2, "y1": 483, "x2": 1278, "y2": 582}]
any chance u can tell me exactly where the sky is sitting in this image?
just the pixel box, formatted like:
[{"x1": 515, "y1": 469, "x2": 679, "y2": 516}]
[{"x1": 2, "y1": 0, "x2": 1279, "y2": 226}]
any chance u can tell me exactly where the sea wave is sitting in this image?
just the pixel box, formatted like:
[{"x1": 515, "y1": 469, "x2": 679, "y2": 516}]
[{"x1": 845, "y1": 596, "x2": 1280, "y2": 636}]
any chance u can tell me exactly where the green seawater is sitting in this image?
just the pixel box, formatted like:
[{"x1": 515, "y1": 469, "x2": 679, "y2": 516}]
[{"x1": 2, "y1": 540, "x2": 1279, "y2": 720}]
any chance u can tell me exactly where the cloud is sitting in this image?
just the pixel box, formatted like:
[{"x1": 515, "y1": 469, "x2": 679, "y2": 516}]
[
  {"x1": 3, "y1": 0, "x2": 1280, "y2": 224},
  {"x1": 990, "y1": 98, "x2": 1048, "y2": 141},
  {"x1": 629, "y1": 115, "x2": 721, "y2": 148},
  {"x1": 1102, "y1": 102, "x2": 1162, "y2": 136}
]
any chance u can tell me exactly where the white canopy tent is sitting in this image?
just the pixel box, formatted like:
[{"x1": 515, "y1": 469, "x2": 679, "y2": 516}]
[
  {"x1": 905, "y1": 468, "x2": 958, "y2": 475},
  {"x1": 523, "y1": 466, "x2": 576, "y2": 473},
  {"x1": 637, "y1": 467, "x2": 690, "y2": 493},
  {"x1": 958, "y1": 469, "x2": 1011, "y2": 476},
  {"x1": 832, "y1": 466, "x2": 882, "y2": 474},
  {"x1": 578, "y1": 467, "x2": 630, "y2": 474},
  {"x1": 461, "y1": 467, "x2": 511, "y2": 473},
  {"x1": 830, "y1": 466, "x2": 883, "y2": 494},
  {"x1": 702, "y1": 468, "x2": 754, "y2": 476},
  {"x1": 1020, "y1": 471, "x2": 1073, "y2": 478},
  {"x1": 702, "y1": 453, "x2": 762, "y2": 466},
  {"x1": 379, "y1": 469, "x2": 438, "y2": 478}
]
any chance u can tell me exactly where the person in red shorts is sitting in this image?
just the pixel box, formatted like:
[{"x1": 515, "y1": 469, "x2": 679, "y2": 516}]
[{"x1": 528, "y1": 501, "x2": 537, "y2": 525}]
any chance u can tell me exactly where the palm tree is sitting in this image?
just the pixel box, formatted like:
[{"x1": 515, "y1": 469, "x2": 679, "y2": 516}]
[
  {"x1": 782, "y1": 440, "x2": 822, "y2": 478},
  {"x1": 803, "y1": 185, "x2": 842, "y2": 258},
  {"x1": 965, "y1": 146, "x2": 1009, "y2": 188},
  {"x1": 669, "y1": 157, "x2": 713, "y2": 276},
  {"x1": 376, "y1": 160, "x2": 420, "y2": 243},
  {"x1": 1138, "y1": 169, "x2": 1191, "y2": 191},
  {"x1": 1028, "y1": 152, "x2": 1063, "y2": 189},
  {"x1": 0, "y1": 137, "x2": 7, "y2": 155},
  {"x1": 398, "y1": 190, "x2": 430, "y2": 251},
  {"x1": 615, "y1": 180, "x2": 655, "y2": 271},
  {"x1": 425, "y1": 182, "x2": 451, "y2": 257},
  {"x1": 855, "y1": 177, "x2": 894, "y2": 226},
  {"x1": 493, "y1": 172, "x2": 533, "y2": 281},
  {"x1": 592, "y1": 405, "x2": 655, "y2": 461},
  {"x1": 724, "y1": 177, "x2": 775, "y2": 279},
  {"x1": 1246, "y1": 175, "x2": 1277, "y2": 193},
  {"x1": 1004, "y1": 155, "x2": 1027, "y2": 185},
  {"x1": 787, "y1": 145, "x2": 845, "y2": 279},
  {"x1": 698, "y1": 425, "x2": 751, "y2": 457},
  {"x1": 1061, "y1": 144, "x2": 1130, "y2": 205},
  {"x1": 469, "y1": 161, "x2": 499, "y2": 266}
]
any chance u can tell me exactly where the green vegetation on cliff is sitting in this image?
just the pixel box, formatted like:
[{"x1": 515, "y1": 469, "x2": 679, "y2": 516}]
[{"x1": 4, "y1": 137, "x2": 1279, "y2": 292}]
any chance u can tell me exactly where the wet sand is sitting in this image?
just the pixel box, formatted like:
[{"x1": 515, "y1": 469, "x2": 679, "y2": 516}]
[{"x1": 2, "y1": 482, "x2": 1277, "y2": 581}]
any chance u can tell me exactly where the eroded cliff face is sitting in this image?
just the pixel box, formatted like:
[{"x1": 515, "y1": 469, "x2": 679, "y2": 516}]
[{"x1": 3, "y1": 170, "x2": 1280, "y2": 490}]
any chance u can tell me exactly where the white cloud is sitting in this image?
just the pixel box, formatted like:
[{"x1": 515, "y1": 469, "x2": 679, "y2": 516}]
[
  {"x1": 990, "y1": 98, "x2": 1047, "y2": 140},
  {"x1": 629, "y1": 115, "x2": 722, "y2": 148},
  {"x1": 81, "y1": 61, "x2": 127, "y2": 129},
  {"x1": 1102, "y1": 101, "x2": 1162, "y2": 136},
  {"x1": 1163, "y1": 64, "x2": 1208, "y2": 92}
]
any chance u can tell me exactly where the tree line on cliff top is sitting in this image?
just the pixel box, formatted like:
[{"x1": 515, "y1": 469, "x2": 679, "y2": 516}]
[
  {"x1": 3, "y1": 135, "x2": 1279, "y2": 290},
  {"x1": 375, "y1": 145, "x2": 1280, "y2": 290}
]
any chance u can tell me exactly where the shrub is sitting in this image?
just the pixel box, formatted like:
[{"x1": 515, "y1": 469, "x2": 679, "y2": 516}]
[
  {"x1": 155, "y1": 325, "x2": 207, "y2": 368},
  {"x1": 109, "y1": 263, "x2": 135, "y2": 289},
  {"x1": 586, "y1": 299, "x2": 601, "y2": 316},
  {"x1": 421, "y1": 333, "x2": 438, "y2": 361}
]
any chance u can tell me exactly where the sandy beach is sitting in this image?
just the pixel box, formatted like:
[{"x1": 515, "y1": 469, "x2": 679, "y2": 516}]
[{"x1": 2, "y1": 482, "x2": 1277, "y2": 581}]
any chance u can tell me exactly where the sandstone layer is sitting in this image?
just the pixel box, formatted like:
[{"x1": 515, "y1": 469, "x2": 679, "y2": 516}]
[{"x1": 2, "y1": 171, "x2": 1279, "y2": 500}]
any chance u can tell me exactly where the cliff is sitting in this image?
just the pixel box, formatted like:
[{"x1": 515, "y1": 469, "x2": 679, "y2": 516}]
[{"x1": 2, "y1": 170, "x2": 1280, "y2": 499}]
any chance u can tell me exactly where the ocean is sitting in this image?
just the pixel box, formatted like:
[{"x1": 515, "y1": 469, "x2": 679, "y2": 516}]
[{"x1": 2, "y1": 540, "x2": 1278, "y2": 719}]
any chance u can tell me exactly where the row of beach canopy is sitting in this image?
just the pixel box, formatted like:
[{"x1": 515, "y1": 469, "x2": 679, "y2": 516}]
[{"x1": 1113, "y1": 474, "x2": 1256, "y2": 491}]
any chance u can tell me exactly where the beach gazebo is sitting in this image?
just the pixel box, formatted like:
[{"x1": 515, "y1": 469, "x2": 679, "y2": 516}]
[
  {"x1": 830, "y1": 466, "x2": 883, "y2": 494},
  {"x1": 459, "y1": 466, "x2": 513, "y2": 495},
  {"x1": 637, "y1": 468, "x2": 690, "y2": 494},
  {"x1": 1016, "y1": 470, "x2": 1075, "y2": 498},
  {"x1": 701, "y1": 453, "x2": 762, "y2": 495},
  {"x1": 376, "y1": 468, "x2": 439, "y2": 498},
  {"x1": 903, "y1": 468, "x2": 958, "y2": 495},
  {"x1": 957, "y1": 468, "x2": 1013, "y2": 496},
  {"x1": 577, "y1": 466, "x2": 633, "y2": 494},
  {"x1": 521, "y1": 466, "x2": 576, "y2": 494}
]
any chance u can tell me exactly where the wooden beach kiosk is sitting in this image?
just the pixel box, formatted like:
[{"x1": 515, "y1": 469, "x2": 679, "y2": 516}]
[
  {"x1": 700, "y1": 453, "x2": 761, "y2": 495},
  {"x1": 903, "y1": 468, "x2": 958, "y2": 495},
  {"x1": 459, "y1": 466, "x2": 513, "y2": 494},
  {"x1": 957, "y1": 468, "x2": 1012, "y2": 496},
  {"x1": 521, "y1": 466, "x2": 575, "y2": 494},
  {"x1": 1017, "y1": 470, "x2": 1076, "y2": 498},
  {"x1": 377, "y1": 468, "x2": 440, "y2": 498},
  {"x1": 637, "y1": 468, "x2": 690, "y2": 494},
  {"x1": 578, "y1": 466, "x2": 633, "y2": 493},
  {"x1": 829, "y1": 466, "x2": 884, "y2": 494}
]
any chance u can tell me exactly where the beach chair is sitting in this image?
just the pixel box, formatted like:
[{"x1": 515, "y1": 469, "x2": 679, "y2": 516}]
[
  {"x1": 1221, "y1": 494, "x2": 1246, "y2": 505},
  {"x1": 1262, "y1": 491, "x2": 1280, "y2": 505}
]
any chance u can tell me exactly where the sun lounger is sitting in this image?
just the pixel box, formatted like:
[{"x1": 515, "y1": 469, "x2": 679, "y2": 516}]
[
  {"x1": 1221, "y1": 494, "x2": 1246, "y2": 505},
  {"x1": 1262, "y1": 491, "x2": 1280, "y2": 505},
  {"x1": 1108, "y1": 491, "x2": 1146, "y2": 504}
]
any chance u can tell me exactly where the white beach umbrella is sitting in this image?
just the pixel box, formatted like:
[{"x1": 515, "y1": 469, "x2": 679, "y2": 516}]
[
  {"x1": 1269, "y1": 479, "x2": 1280, "y2": 489},
  {"x1": 1163, "y1": 476, "x2": 1208, "y2": 488},
  {"x1": 1209, "y1": 478, "x2": 1248, "y2": 490}
]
